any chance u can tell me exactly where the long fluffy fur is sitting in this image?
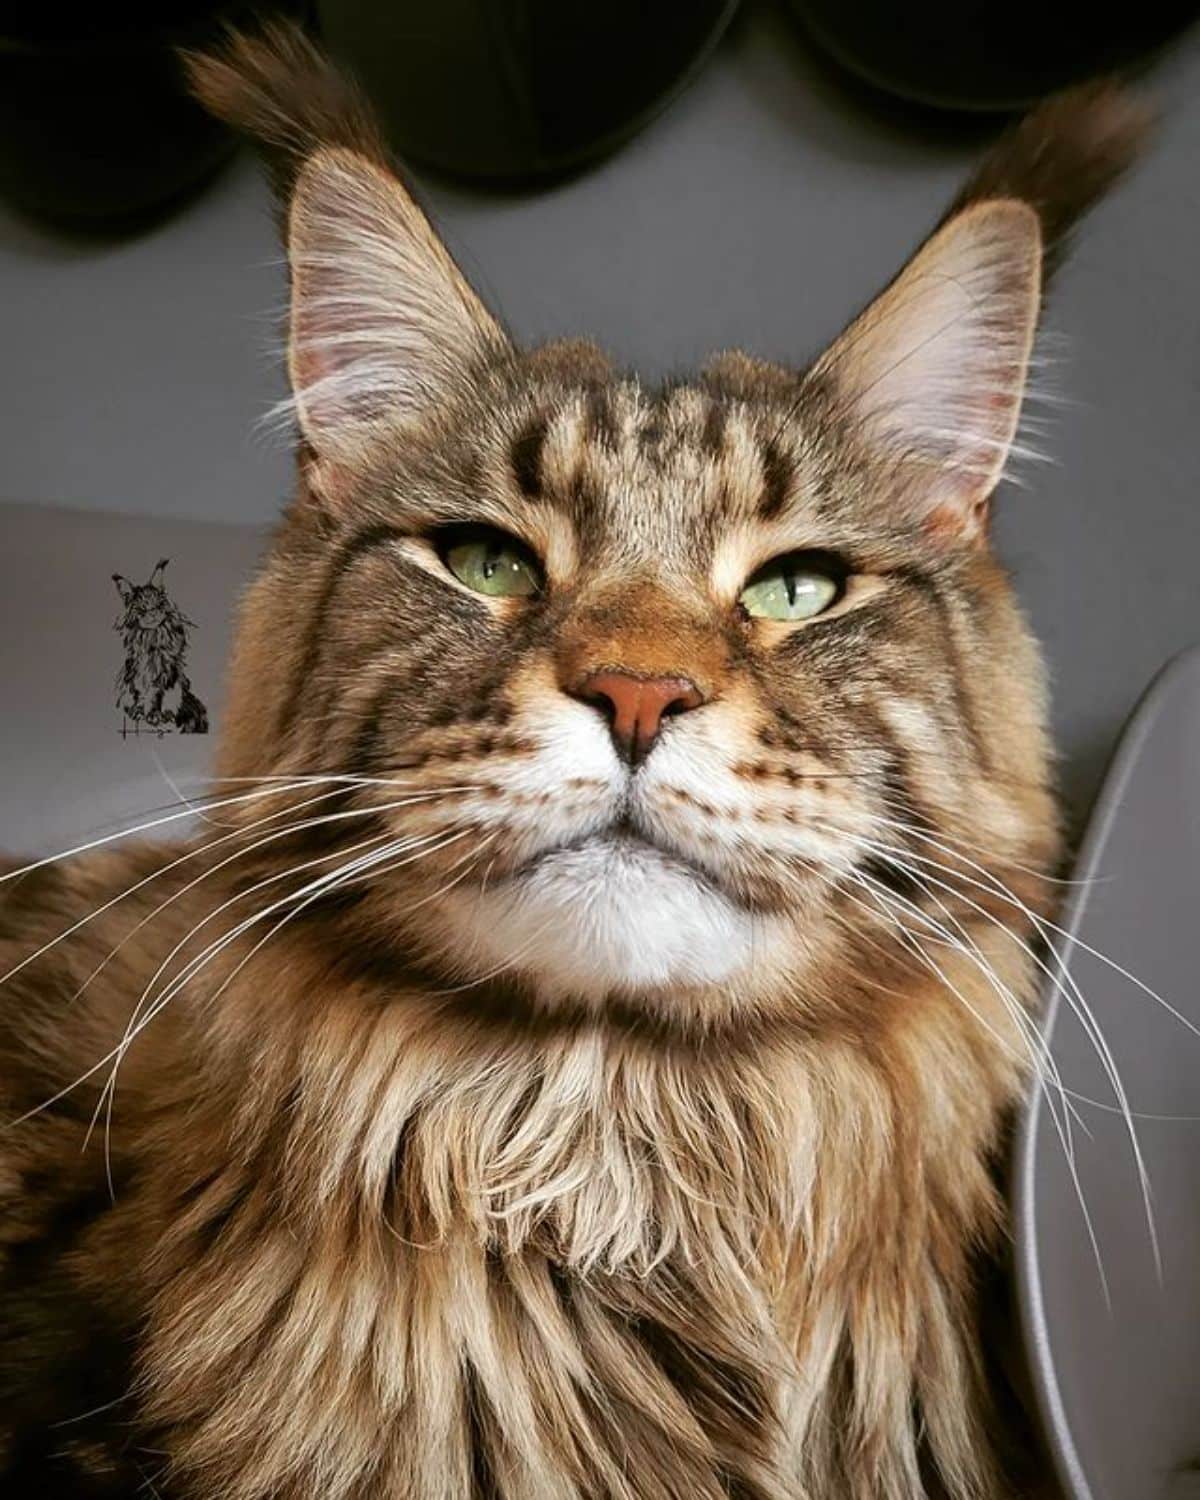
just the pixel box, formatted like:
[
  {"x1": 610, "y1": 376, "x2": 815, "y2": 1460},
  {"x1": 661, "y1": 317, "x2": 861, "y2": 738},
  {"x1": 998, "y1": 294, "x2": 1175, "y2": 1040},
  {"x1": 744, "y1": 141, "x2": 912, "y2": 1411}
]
[{"x1": 0, "y1": 24, "x2": 1149, "y2": 1500}]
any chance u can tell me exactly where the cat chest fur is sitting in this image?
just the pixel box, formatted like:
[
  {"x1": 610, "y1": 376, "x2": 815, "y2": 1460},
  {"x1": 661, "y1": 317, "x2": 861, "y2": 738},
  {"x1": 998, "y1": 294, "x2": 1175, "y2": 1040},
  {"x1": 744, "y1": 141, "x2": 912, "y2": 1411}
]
[{"x1": 132, "y1": 987, "x2": 1018, "y2": 1500}]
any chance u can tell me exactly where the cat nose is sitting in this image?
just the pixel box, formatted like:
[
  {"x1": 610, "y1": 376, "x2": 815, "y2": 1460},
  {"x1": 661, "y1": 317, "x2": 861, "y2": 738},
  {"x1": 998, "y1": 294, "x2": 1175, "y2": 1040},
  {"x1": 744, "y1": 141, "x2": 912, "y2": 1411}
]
[{"x1": 573, "y1": 671, "x2": 705, "y2": 765}]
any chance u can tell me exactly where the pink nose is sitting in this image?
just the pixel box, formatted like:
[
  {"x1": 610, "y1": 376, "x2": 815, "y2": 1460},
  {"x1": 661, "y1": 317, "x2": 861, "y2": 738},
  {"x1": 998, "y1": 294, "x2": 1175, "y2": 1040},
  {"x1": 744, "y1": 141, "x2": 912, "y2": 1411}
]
[{"x1": 575, "y1": 671, "x2": 705, "y2": 765}]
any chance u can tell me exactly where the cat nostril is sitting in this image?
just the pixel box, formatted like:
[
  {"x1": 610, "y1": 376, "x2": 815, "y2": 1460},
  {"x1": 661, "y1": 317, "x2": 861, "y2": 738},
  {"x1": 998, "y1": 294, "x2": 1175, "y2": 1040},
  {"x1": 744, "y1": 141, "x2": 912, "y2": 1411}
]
[{"x1": 573, "y1": 671, "x2": 705, "y2": 766}]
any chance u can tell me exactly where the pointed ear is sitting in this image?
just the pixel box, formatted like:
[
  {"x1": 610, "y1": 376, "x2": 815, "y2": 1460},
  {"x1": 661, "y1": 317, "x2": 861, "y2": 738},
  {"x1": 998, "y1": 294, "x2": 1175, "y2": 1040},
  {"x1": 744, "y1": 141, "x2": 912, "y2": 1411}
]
[
  {"x1": 184, "y1": 22, "x2": 508, "y2": 474},
  {"x1": 285, "y1": 147, "x2": 505, "y2": 460},
  {"x1": 150, "y1": 558, "x2": 169, "y2": 585},
  {"x1": 112, "y1": 573, "x2": 134, "y2": 602},
  {"x1": 812, "y1": 200, "x2": 1042, "y2": 537}
]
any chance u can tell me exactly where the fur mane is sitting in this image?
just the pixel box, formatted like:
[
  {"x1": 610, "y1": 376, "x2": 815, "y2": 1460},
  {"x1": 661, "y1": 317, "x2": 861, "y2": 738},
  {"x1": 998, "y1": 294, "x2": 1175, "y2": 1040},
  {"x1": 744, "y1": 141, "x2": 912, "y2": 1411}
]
[{"x1": 120, "y1": 911, "x2": 1035, "y2": 1500}]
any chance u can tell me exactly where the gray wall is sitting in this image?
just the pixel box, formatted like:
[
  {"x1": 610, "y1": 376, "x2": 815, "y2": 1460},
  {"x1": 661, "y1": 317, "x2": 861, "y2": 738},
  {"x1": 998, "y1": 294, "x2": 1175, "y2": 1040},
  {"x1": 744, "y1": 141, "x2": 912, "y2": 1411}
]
[{"x1": 2, "y1": 4, "x2": 1198, "y2": 822}]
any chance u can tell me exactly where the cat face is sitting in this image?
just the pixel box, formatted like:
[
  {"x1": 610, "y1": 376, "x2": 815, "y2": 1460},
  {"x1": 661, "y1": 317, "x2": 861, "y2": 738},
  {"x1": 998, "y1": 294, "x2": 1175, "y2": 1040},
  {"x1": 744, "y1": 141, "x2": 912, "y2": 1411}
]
[
  {"x1": 209, "y1": 124, "x2": 1059, "y2": 1021},
  {"x1": 114, "y1": 563, "x2": 181, "y2": 634}
]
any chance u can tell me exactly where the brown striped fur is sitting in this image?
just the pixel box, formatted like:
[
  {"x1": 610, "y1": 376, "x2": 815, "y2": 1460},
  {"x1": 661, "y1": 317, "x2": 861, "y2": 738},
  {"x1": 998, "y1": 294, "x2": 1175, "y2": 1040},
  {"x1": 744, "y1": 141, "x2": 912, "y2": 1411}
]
[{"x1": 0, "y1": 25, "x2": 1150, "y2": 1500}]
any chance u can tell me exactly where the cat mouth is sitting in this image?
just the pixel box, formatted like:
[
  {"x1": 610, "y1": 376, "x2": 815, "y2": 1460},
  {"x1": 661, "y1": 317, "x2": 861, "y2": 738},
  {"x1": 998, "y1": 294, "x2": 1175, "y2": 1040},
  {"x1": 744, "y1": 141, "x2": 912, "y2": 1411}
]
[{"x1": 502, "y1": 817, "x2": 730, "y2": 897}]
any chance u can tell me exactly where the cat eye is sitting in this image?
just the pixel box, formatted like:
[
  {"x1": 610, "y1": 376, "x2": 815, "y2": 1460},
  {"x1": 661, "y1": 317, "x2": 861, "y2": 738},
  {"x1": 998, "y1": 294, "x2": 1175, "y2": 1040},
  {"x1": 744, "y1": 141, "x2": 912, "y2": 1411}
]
[
  {"x1": 437, "y1": 525, "x2": 543, "y2": 599},
  {"x1": 738, "y1": 552, "x2": 846, "y2": 622}
]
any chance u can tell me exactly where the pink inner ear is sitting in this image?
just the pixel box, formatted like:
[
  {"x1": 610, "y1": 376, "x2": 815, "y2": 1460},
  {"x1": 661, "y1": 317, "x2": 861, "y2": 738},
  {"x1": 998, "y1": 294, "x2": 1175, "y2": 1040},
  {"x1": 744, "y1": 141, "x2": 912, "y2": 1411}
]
[
  {"x1": 924, "y1": 501, "x2": 979, "y2": 544},
  {"x1": 290, "y1": 289, "x2": 390, "y2": 433},
  {"x1": 283, "y1": 149, "x2": 505, "y2": 454}
]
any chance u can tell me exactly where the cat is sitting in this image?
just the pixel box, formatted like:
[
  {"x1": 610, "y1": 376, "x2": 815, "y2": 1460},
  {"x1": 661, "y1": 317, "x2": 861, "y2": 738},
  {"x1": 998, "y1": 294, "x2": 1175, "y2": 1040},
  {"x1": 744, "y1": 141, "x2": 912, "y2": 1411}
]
[
  {"x1": 0, "y1": 23, "x2": 1149, "y2": 1500},
  {"x1": 113, "y1": 559, "x2": 210, "y2": 735}
]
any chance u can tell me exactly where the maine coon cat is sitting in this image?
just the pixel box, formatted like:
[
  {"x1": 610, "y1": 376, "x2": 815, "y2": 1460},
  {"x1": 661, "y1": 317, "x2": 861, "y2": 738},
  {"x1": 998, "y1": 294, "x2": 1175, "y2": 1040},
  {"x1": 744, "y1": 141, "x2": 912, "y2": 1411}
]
[
  {"x1": 113, "y1": 559, "x2": 210, "y2": 736},
  {"x1": 0, "y1": 25, "x2": 1148, "y2": 1499}
]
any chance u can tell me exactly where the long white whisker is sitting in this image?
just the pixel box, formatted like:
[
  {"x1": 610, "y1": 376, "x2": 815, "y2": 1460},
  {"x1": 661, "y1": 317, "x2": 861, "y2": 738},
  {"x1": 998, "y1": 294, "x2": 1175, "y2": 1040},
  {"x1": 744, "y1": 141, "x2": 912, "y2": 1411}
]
[
  {"x1": 839, "y1": 866, "x2": 1109, "y2": 1304},
  {"x1": 847, "y1": 856, "x2": 1086, "y2": 1179},
  {"x1": 0, "y1": 778, "x2": 352, "y2": 885},
  {"x1": 854, "y1": 825, "x2": 1161, "y2": 1280},
  {"x1": 841, "y1": 863, "x2": 1065, "y2": 1107},
  {"x1": 9, "y1": 799, "x2": 470, "y2": 1133},
  {"x1": 84, "y1": 825, "x2": 401, "y2": 1165},
  {"x1": 0, "y1": 770, "x2": 484, "y2": 889},
  {"x1": 89, "y1": 829, "x2": 465, "y2": 1190},
  {"x1": 853, "y1": 858, "x2": 1080, "y2": 1125},
  {"x1": 877, "y1": 814, "x2": 1197, "y2": 1043},
  {"x1": 99, "y1": 821, "x2": 449, "y2": 1082},
  {"x1": 112, "y1": 830, "x2": 462, "y2": 1054},
  {"x1": 0, "y1": 785, "x2": 360, "y2": 990},
  {"x1": 1, "y1": 781, "x2": 475, "y2": 996},
  {"x1": 151, "y1": 748, "x2": 227, "y2": 831}
]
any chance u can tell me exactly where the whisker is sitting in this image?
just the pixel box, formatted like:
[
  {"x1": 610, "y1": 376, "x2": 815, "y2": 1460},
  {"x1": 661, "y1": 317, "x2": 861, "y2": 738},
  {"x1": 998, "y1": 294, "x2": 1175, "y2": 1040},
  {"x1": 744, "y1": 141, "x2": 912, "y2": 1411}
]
[
  {"x1": 847, "y1": 858, "x2": 1085, "y2": 1146},
  {"x1": 876, "y1": 814, "x2": 1176, "y2": 1008},
  {"x1": 850, "y1": 825, "x2": 1161, "y2": 1280},
  {"x1": 1, "y1": 782, "x2": 475, "y2": 996},
  {"x1": 0, "y1": 777, "x2": 355, "y2": 886},
  {"x1": 0, "y1": 784, "x2": 358, "y2": 990},
  {"x1": 89, "y1": 829, "x2": 467, "y2": 1190},
  {"x1": 838, "y1": 866, "x2": 1109, "y2": 1303},
  {"x1": 10, "y1": 804, "x2": 471, "y2": 1134},
  {"x1": 150, "y1": 748, "x2": 228, "y2": 832},
  {"x1": 139, "y1": 827, "x2": 482, "y2": 1052},
  {"x1": 84, "y1": 825, "x2": 401, "y2": 1167},
  {"x1": 99, "y1": 818, "x2": 458, "y2": 1081},
  {"x1": 1, "y1": 770, "x2": 486, "y2": 890}
]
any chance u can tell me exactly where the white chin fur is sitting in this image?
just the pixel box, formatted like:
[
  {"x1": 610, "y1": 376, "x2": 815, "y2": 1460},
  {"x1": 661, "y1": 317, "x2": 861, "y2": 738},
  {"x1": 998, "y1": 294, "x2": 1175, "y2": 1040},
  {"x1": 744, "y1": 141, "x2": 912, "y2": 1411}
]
[{"x1": 435, "y1": 837, "x2": 771, "y2": 998}]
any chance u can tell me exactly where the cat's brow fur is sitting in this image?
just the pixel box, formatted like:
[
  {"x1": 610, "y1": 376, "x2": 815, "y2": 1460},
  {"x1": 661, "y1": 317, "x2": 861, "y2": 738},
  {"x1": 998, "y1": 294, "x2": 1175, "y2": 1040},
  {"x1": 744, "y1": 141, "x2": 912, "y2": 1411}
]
[{"x1": 0, "y1": 24, "x2": 1150, "y2": 1500}]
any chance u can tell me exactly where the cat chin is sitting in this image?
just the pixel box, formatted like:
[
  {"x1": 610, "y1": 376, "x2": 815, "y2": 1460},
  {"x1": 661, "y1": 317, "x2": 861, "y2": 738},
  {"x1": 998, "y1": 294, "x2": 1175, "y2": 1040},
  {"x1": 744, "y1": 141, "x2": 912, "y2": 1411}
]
[{"x1": 430, "y1": 836, "x2": 785, "y2": 999}]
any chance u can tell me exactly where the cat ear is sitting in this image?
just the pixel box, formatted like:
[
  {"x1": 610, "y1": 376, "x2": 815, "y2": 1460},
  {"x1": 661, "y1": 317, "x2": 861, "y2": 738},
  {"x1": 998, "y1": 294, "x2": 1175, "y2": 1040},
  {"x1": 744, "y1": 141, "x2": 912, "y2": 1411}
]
[
  {"x1": 183, "y1": 22, "x2": 508, "y2": 470},
  {"x1": 285, "y1": 147, "x2": 506, "y2": 458},
  {"x1": 150, "y1": 559, "x2": 169, "y2": 586},
  {"x1": 812, "y1": 199, "x2": 1042, "y2": 537},
  {"x1": 112, "y1": 573, "x2": 134, "y2": 603}
]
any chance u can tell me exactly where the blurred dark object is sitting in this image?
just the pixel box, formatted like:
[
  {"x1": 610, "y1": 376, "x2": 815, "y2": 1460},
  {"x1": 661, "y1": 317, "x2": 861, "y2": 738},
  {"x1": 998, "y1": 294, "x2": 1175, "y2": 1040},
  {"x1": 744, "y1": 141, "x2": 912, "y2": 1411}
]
[
  {"x1": 0, "y1": 4, "x2": 303, "y2": 230},
  {"x1": 314, "y1": 0, "x2": 740, "y2": 184},
  {"x1": 788, "y1": 0, "x2": 1197, "y2": 110},
  {"x1": 1016, "y1": 645, "x2": 1200, "y2": 1500}
]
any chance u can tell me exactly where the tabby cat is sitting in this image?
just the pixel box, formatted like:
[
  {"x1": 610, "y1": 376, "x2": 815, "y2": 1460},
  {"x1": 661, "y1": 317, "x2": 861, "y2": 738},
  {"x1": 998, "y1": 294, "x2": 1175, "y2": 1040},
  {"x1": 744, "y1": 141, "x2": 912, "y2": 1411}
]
[{"x1": 0, "y1": 25, "x2": 1148, "y2": 1500}]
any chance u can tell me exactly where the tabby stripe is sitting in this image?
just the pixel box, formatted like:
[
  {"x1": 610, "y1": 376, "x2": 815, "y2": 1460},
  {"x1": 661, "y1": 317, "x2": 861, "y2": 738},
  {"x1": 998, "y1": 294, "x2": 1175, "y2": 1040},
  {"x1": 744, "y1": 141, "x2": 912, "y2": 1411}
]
[
  {"x1": 465, "y1": 1364, "x2": 500, "y2": 1499},
  {"x1": 895, "y1": 566, "x2": 990, "y2": 771},
  {"x1": 700, "y1": 400, "x2": 727, "y2": 458},
  {"x1": 346, "y1": 668, "x2": 408, "y2": 777},
  {"x1": 637, "y1": 400, "x2": 666, "y2": 450},
  {"x1": 861, "y1": 854, "x2": 926, "y2": 902},
  {"x1": 510, "y1": 416, "x2": 548, "y2": 498},
  {"x1": 879, "y1": 745, "x2": 939, "y2": 838},
  {"x1": 757, "y1": 439, "x2": 793, "y2": 520},
  {"x1": 278, "y1": 523, "x2": 407, "y2": 741},
  {"x1": 583, "y1": 385, "x2": 619, "y2": 450}
]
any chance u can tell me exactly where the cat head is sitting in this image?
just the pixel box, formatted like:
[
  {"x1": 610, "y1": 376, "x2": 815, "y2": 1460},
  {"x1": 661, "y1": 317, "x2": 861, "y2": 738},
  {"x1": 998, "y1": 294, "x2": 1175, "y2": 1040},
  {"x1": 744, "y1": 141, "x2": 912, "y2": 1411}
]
[
  {"x1": 113, "y1": 559, "x2": 186, "y2": 634},
  {"x1": 189, "y1": 29, "x2": 1146, "y2": 1027}
]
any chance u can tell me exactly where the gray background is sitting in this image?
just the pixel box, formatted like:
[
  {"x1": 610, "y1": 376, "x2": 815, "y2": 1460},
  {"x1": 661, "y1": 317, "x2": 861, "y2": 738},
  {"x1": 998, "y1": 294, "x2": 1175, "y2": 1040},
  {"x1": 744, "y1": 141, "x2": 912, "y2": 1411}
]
[{"x1": 1, "y1": 2, "x2": 1198, "y2": 829}]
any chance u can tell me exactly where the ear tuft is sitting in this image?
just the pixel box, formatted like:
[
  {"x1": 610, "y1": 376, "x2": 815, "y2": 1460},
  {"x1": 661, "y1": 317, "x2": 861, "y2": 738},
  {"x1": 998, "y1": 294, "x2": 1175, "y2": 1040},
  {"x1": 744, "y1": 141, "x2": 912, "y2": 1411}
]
[
  {"x1": 182, "y1": 20, "x2": 388, "y2": 225},
  {"x1": 949, "y1": 80, "x2": 1154, "y2": 283},
  {"x1": 811, "y1": 81, "x2": 1150, "y2": 536},
  {"x1": 186, "y1": 22, "x2": 507, "y2": 463}
]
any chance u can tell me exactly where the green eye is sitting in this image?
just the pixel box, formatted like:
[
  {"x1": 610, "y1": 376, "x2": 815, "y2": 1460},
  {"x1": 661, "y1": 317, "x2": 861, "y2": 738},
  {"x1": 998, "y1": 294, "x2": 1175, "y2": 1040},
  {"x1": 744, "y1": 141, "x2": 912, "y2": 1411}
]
[
  {"x1": 739, "y1": 552, "x2": 844, "y2": 622},
  {"x1": 440, "y1": 526, "x2": 543, "y2": 599}
]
